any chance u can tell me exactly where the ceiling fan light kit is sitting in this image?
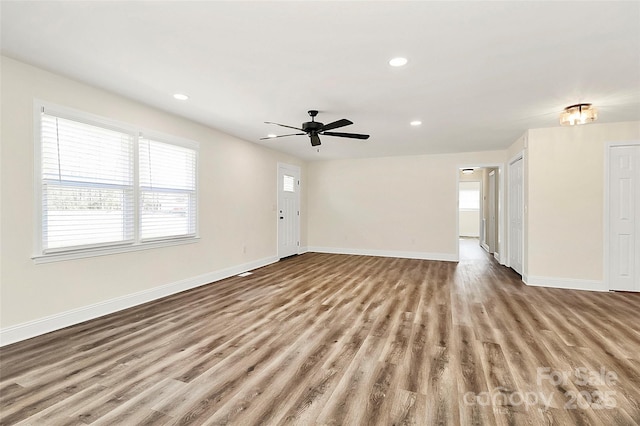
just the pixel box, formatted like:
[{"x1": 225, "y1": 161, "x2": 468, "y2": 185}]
[
  {"x1": 262, "y1": 110, "x2": 370, "y2": 147},
  {"x1": 559, "y1": 103, "x2": 598, "y2": 126}
]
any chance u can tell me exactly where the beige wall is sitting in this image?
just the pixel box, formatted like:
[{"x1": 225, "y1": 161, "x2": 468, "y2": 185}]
[
  {"x1": 307, "y1": 151, "x2": 506, "y2": 259},
  {"x1": 459, "y1": 210, "x2": 480, "y2": 237},
  {"x1": 526, "y1": 121, "x2": 640, "y2": 281},
  {"x1": 0, "y1": 56, "x2": 306, "y2": 329},
  {"x1": 4, "y1": 56, "x2": 637, "y2": 337}
]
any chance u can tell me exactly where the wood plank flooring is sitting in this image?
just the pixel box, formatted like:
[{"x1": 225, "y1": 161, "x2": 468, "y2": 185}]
[{"x1": 1, "y1": 242, "x2": 639, "y2": 425}]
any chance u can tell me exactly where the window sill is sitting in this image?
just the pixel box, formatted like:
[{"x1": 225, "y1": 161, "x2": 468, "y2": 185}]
[{"x1": 32, "y1": 237, "x2": 200, "y2": 264}]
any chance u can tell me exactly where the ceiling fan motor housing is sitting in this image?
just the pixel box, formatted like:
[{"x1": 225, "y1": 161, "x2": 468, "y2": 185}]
[{"x1": 302, "y1": 121, "x2": 324, "y2": 132}]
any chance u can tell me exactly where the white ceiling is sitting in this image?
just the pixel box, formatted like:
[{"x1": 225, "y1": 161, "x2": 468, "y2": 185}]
[{"x1": 2, "y1": 1, "x2": 639, "y2": 161}]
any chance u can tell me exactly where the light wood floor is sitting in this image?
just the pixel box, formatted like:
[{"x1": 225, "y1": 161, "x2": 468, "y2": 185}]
[{"x1": 1, "y1": 243, "x2": 639, "y2": 425}]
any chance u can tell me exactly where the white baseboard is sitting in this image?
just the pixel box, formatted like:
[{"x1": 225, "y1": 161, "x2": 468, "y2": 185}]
[
  {"x1": 0, "y1": 256, "x2": 278, "y2": 347},
  {"x1": 481, "y1": 242, "x2": 490, "y2": 252},
  {"x1": 523, "y1": 275, "x2": 608, "y2": 292},
  {"x1": 307, "y1": 246, "x2": 458, "y2": 262}
]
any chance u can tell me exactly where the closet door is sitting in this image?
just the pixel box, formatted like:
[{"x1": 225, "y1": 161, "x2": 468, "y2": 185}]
[{"x1": 609, "y1": 145, "x2": 640, "y2": 292}]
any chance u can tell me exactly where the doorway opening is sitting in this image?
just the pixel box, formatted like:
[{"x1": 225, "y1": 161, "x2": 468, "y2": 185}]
[{"x1": 458, "y1": 166, "x2": 502, "y2": 262}]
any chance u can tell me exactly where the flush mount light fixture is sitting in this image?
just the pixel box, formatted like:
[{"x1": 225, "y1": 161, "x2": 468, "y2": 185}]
[
  {"x1": 410, "y1": 120, "x2": 422, "y2": 126},
  {"x1": 173, "y1": 93, "x2": 189, "y2": 101},
  {"x1": 389, "y1": 57, "x2": 408, "y2": 67},
  {"x1": 559, "y1": 103, "x2": 597, "y2": 126},
  {"x1": 462, "y1": 168, "x2": 474, "y2": 174},
  {"x1": 267, "y1": 134, "x2": 277, "y2": 138}
]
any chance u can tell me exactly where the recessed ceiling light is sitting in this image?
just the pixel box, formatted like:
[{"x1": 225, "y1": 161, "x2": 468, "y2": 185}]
[
  {"x1": 389, "y1": 57, "x2": 408, "y2": 67},
  {"x1": 267, "y1": 134, "x2": 277, "y2": 138},
  {"x1": 173, "y1": 93, "x2": 189, "y2": 101},
  {"x1": 410, "y1": 120, "x2": 422, "y2": 126}
]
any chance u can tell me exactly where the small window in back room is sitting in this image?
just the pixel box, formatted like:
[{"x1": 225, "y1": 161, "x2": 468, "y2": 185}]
[
  {"x1": 459, "y1": 181, "x2": 480, "y2": 210},
  {"x1": 283, "y1": 174, "x2": 295, "y2": 192}
]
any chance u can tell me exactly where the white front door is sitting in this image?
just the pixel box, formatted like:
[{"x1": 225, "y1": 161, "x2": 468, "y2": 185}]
[
  {"x1": 609, "y1": 144, "x2": 640, "y2": 292},
  {"x1": 277, "y1": 164, "x2": 300, "y2": 259},
  {"x1": 509, "y1": 157, "x2": 524, "y2": 275}
]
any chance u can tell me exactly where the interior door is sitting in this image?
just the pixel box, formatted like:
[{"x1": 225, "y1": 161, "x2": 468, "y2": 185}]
[
  {"x1": 277, "y1": 164, "x2": 300, "y2": 259},
  {"x1": 488, "y1": 170, "x2": 496, "y2": 253},
  {"x1": 509, "y1": 157, "x2": 523, "y2": 275},
  {"x1": 609, "y1": 145, "x2": 640, "y2": 292}
]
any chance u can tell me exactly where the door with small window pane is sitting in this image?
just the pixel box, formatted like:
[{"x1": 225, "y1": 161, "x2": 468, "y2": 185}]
[{"x1": 278, "y1": 164, "x2": 300, "y2": 258}]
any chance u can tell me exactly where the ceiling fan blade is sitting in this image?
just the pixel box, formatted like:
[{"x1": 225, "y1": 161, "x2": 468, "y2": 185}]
[
  {"x1": 322, "y1": 131, "x2": 370, "y2": 140},
  {"x1": 264, "y1": 121, "x2": 304, "y2": 131},
  {"x1": 310, "y1": 133, "x2": 321, "y2": 146},
  {"x1": 319, "y1": 119, "x2": 352, "y2": 132},
  {"x1": 259, "y1": 133, "x2": 305, "y2": 140}
]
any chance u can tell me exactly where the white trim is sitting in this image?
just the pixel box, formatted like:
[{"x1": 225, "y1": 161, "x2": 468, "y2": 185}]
[
  {"x1": 0, "y1": 256, "x2": 278, "y2": 347},
  {"x1": 33, "y1": 102, "x2": 43, "y2": 257},
  {"x1": 523, "y1": 275, "x2": 608, "y2": 293},
  {"x1": 32, "y1": 237, "x2": 200, "y2": 264},
  {"x1": 308, "y1": 246, "x2": 458, "y2": 262},
  {"x1": 36, "y1": 99, "x2": 138, "y2": 135},
  {"x1": 456, "y1": 163, "x2": 506, "y2": 265},
  {"x1": 481, "y1": 242, "x2": 490, "y2": 252},
  {"x1": 455, "y1": 169, "x2": 460, "y2": 260},
  {"x1": 507, "y1": 152, "x2": 525, "y2": 274}
]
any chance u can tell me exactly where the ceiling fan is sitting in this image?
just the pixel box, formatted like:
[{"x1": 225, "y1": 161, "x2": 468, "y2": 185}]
[{"x1": 261, "y1": 110, "x2": 370, "y2": 147}]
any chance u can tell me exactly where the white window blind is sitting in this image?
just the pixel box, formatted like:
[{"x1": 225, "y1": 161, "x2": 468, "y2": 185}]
[
  {"x1": 41, "y1": 113, "x2": 134, "y2": 252},
  {"x1": 283, "y1": 174, "x2": 295, "y2": 192},
  {"x1": 139, "y1": 137, "x2": 197, "y2": 240},
  {"x1": 37, "y1": 104, "x2": 199, "y2": 260}
]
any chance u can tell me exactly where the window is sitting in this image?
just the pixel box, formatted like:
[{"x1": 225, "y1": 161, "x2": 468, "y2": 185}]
[
  {"x1": 283, "y1": 174, "x2": 296, "y2": 192},
  {"x1": 459, "y1": 181, "x2": 480, "y2": 210},
  {"x1": 40, "y1": 113, "x2": 135, "y2": 251},
  {"x1": 139, "y1": 137, "x2": 197, "y2": 240},
  {"x1": 36, "y1": 103, "x2": 198, "y2": 261}
]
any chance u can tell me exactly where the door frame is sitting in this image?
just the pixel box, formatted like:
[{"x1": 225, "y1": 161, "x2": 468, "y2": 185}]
[
  {"x1": 507, "y1": 153, "x2": 525, "y2": 275},
  {"x1": 455, "y1": 163, "x2": 505, "y2": 264},
  {"x1": 604, "y1": 141, "x2": 640, "y2": 291},
  {"x1": 277, "y1": 162, "x2": 301, "y2": 259},
  {"x1": 488, "y1": 169, "x2": 497, "y2": 254}
]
